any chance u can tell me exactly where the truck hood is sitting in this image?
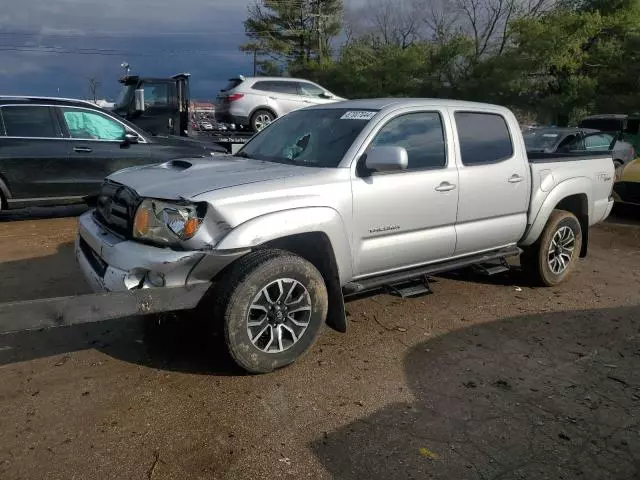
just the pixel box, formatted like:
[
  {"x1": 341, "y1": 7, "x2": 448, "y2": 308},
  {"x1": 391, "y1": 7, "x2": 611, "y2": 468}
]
[{"x1": 106, "y1": 156, "x2": 317, "y2": 199}]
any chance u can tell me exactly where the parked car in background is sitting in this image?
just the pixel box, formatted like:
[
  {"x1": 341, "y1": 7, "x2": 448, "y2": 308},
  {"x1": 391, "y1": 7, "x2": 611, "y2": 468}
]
[
  {"x1": 523, "y1": 127, "x2": 635, "y2": 167},
  {"x1": 0, "y1": 96, "x2": 226, "y2": 211},
  {"x1": 200, "y1": 121, "x2": 214, "y2": 131},
  {"x1": 613, "y1": 158, "x2": 640, "y2": 206},
  {"x1": 579, "y1": 114, "x2": 640, "y2": 152},
  {"x1": 216, "y1": 75, "x2": 344, "y2": 132},
  {"x1": 77, "y1": 98, "x2": 614, "y2": 373}
]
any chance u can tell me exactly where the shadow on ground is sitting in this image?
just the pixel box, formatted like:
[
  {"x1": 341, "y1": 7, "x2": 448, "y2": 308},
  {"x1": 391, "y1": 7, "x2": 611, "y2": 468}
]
[
  {"x1": 0, "y1": 241, "x2": 242, "y2": 375},
  {"x1": 0, "y1": 241, "x2": 90, "y2": 303},
  {"x1": 0, "y1": 311, "x2": 243, "y2": 376},
  {"x1": 312, "y1": 306, "x2": 640, "y2": 480},
  {"x1": 0, "y1": 204, "x2": 88, "y2": 221}
]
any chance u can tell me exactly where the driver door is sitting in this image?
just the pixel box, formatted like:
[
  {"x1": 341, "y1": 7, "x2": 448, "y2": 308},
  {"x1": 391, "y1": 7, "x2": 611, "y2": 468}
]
[{"x1": 351, "y1": 109, "x2": 459, "y2": 278}]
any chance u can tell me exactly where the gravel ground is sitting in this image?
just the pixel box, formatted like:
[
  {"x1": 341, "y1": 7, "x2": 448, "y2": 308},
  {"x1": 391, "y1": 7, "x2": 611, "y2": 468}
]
[{"x1": 0, "y1": 207, "x2": 639, "y2": 479}]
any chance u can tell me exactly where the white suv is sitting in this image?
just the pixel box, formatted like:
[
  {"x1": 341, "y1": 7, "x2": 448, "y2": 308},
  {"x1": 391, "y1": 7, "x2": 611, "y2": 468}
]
[{"x1": 215, "y1": 76, "x2": 344, "y2": 131}]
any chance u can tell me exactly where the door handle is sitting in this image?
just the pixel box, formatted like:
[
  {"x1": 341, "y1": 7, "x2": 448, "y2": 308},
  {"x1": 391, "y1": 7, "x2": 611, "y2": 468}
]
[
  {"x1": 508, "y1": 174, "x2": 524, "y2": 183},
  {"x1": 435, "y1": 182, "x2": 456, "y2": 192},
  {"x1": 268, "y1": 96, "x2": 277, "y2": 100},
  {"x1": 73, "y1": 147, "x2": 92, "y2": 153}
]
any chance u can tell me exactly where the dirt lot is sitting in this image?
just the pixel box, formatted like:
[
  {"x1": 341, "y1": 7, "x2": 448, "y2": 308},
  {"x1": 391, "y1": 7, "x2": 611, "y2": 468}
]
[{"x1": 0, "y1": 207, "x2": 639, "y2": 479}]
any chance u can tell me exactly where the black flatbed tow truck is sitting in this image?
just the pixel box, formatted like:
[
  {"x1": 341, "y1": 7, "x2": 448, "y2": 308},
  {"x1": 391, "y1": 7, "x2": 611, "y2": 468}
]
[{"x1": 111, "y1": 72, "x2": 253, "y2": 154}]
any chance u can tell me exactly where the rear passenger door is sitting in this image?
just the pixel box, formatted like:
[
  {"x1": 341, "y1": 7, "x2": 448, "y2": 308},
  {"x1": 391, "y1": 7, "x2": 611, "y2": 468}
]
[
  {"x1": 0, "y1": 105, "x2": 71, "y2": 204},
  {"x1": 451, "y1": 110, "x2": 530, "y2": 256},
  {"x1": 351, "y1": 110, "x2": 459, "y2": 277}
]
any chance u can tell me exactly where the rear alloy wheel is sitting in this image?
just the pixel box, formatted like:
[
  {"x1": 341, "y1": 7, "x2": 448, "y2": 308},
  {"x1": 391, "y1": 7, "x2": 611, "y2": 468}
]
[
  {"x1": 210, "y1": 249, "x2": 328, "y2": 373},
  {"x1": 250, "y1": 110, "x2": 275, "y2": 132},
  {"x1": 521, "y1": 210, "x2": 582, "y2": 287}
]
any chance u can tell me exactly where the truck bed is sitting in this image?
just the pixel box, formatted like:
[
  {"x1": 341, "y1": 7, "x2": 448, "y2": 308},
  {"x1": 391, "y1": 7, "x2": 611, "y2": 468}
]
[{"x1": 523, "y1": 151, "x2": 615, "y2": 246}]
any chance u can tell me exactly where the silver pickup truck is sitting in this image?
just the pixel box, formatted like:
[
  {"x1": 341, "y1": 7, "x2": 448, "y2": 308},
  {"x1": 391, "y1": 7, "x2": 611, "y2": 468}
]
[{"x1": 76, "y1": 99, "x2": 615, "y2": 373}]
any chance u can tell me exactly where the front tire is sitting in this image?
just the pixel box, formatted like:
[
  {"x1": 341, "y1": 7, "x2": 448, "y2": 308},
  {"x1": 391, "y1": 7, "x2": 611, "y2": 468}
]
[
  {"x1": 521, "y1": 210, "x2": 583, "y2": 287},
  {"x1": 211, "y1": 249, "x2": 328, "y2": 373}
]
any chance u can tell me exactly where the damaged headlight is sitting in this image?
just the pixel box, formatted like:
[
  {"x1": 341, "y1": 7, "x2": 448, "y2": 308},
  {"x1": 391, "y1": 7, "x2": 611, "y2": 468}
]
[{"x1": 133, "y1": 199, "x2": 206, "y2": 246}]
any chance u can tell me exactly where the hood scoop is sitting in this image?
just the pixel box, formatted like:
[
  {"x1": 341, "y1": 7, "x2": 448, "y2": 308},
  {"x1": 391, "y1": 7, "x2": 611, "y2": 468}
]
[{"x1": 161, "y1": 159, "x2": 193, "y2": 171}]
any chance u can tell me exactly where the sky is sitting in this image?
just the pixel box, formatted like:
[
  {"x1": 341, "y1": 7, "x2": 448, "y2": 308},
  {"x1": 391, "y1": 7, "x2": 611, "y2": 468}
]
[{"x1": 0, "y1": 0, "x2": 260, "y2": 101}]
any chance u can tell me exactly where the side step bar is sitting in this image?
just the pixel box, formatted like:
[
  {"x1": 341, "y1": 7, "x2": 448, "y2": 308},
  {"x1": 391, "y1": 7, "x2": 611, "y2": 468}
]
[{"x1": 343, "y1": 246, "x2": 522, "y2": 295}]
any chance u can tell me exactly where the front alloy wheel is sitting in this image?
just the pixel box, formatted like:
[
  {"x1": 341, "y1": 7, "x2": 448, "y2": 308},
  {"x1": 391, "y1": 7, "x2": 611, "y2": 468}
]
[
  {"x1": 247, "y1": 278, "x2": 312, "y2": 353},
  {"x1": 210, "y1": 249, "x2": 328, "y2": 373}
]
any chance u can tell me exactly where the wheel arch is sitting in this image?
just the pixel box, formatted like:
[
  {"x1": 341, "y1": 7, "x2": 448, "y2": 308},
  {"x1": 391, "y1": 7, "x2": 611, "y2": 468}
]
[
  {"x1": 249, "y1": 106, "x2": 277, "y2": 123},
  {"x1": 214, "y1": 207, "x2": 354, "y2": 332},
  {"x1": 521, "y1": 178, "x2": 592, "y2": 258}
]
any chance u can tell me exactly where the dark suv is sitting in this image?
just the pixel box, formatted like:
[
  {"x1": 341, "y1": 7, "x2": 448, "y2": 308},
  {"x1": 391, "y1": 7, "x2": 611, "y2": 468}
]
[{"x1": 0, "y1": 96, "x2": 226, "y2": 211}]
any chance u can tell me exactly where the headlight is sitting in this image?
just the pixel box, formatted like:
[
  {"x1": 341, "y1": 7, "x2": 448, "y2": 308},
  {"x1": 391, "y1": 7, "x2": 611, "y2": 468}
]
[{"x1": 133, "y1": 199, "x2": 205, "y2": 245}]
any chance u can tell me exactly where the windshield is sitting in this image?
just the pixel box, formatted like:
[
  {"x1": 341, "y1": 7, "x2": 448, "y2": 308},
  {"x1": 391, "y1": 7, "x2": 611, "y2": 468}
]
[
  {"x1": 114, "y1": 84, "x2": 135, "y2": 110},
  {"x1": 523, "y1": 130, "x2": 562, "y2": 150},
  {"x1": 238, "y1": 108, "x2": 377, "y2": 167}
]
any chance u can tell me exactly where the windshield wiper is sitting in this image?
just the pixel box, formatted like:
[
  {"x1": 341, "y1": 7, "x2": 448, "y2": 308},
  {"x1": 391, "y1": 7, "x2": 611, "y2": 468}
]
[{"x1": 234, "y1": 151, "x2": 253, "y2": 159}]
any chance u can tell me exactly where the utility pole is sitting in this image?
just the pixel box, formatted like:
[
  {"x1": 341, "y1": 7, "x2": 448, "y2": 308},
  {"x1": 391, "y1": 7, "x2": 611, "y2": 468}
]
[
  {"x1": 253, "y1": 48, "x2": 257, "y2": 76},
  {"x1": 311, "y1": 0, "x2": 323, "y2": 63}
]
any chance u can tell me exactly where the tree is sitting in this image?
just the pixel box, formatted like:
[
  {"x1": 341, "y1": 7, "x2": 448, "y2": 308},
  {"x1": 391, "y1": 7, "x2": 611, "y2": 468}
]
[
  {"x1": 347, "y1": 0, "x2": 426, "y2": 48},
  {"x1": 87, "y1": 77, "x2": 101, "y2": 102},
  {"x1": 241, "y1": 0, "x2": 344, "y2": 72}
]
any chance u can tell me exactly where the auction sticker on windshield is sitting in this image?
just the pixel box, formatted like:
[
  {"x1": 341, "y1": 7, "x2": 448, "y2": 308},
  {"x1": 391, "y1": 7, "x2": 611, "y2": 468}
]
[{"x1": 341, "y1": 111, "x2": 377, "y2": 120}]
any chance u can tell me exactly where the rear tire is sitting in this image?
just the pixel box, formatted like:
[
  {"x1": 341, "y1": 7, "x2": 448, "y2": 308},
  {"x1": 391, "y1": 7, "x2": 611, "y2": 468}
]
[
  {"x1": 250, "y1": 110, "x2": 275, "y2": 132},
  {"x1": 210, "y1": 249, "x2": 328, "y2": 373},
  {"x1": 521, "y1": 210, "x2": 583, "y2": 287}
]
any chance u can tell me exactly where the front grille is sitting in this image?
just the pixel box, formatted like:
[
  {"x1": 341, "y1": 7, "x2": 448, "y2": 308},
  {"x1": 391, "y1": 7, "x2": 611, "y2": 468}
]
[
  {"x1": 94, "y1": 181, "x2": 140, "y2": 237},
  {"x1": 79, "y1": 237, "x2": 107, "y2": 278},
  {"x1": 614, "y1": 182, "x2": 640, "y2": 204}
]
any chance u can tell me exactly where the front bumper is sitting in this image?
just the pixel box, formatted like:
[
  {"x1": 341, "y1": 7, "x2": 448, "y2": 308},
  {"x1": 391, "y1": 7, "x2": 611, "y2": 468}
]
[{"x1": 75, "y1": 211, "x2": 246, "y2": 294}]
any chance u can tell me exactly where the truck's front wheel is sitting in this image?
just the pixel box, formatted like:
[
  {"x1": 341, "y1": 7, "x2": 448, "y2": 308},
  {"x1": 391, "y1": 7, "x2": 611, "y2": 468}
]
[
  {"x1": 521, "y1": 210, "x2": 583, "y2": 287},
  {"x1": 211, "y1": 249, "x2": 328, "y2": 373}
]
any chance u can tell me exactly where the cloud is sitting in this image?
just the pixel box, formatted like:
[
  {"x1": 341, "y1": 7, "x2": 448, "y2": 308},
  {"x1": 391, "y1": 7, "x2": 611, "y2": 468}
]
[{"x1": 0, "y1": 0, "x2": 255, "y2": 98}]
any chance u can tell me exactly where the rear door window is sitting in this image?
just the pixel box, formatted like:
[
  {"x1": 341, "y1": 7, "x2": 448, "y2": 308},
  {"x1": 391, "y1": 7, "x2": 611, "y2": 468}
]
[
  {"x1": 1, "y1": 106, "x2": 60, "y2": 138},
  {"x1": 455, "y1": 112, "x2": 514, "y2": 165},
  {"x1": 584, "y1": 133, "x2": 613, "y2": 150}
]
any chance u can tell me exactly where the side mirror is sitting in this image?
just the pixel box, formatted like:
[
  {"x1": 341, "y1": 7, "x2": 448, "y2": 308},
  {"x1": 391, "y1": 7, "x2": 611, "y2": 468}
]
[
  {"x1": 320, "y1": 91, "x2": 332, "y2": 99},
  {"x1": 134, "y1": 89, "x2": 145, "y2": 112},
  {"x1": 123, "y1": 132, "x2": 139, "y2": 144},
  {"x1": 364, "y1": 146, "x2": 408, "y2": 173}
]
